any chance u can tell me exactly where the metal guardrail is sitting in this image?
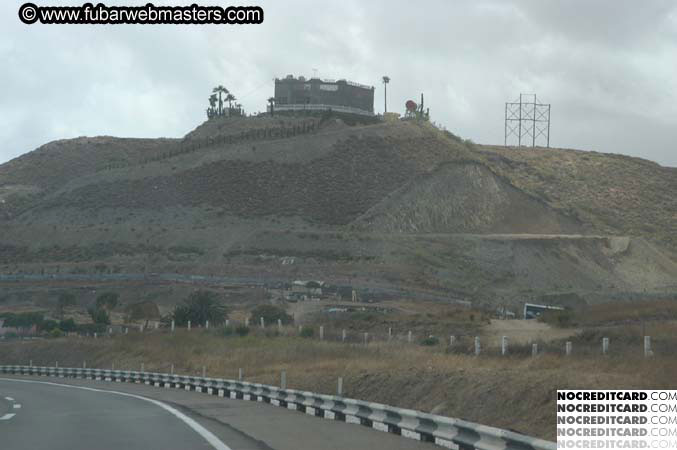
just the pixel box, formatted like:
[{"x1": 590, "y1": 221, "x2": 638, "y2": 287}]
[{"x1": 0, "y1": 365, "x2": 555, "y2": 450}]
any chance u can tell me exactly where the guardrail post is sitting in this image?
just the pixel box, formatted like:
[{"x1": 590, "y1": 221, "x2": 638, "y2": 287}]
[
  {"x1": 565, "y1": 341, "x2": 572, "y2": 356},
  {"x1": 187, "y1": 320, "x2": 191, "y2": 331},
  {"x1": 280, "y1": 370, "x2": 286, "y2": 390},
  {"x1": 319, "y1": 326, "x2": 324, "y2": 340},
  {"x1": 602, "y1": 337, "x2": 609, "y2": 355},
  {"x1": 474, "y1": 337, "x2": 481, "y2": 356},
  {"x1": 408, "y1": 330, "x2": 412, "y2": 343},
  {"x1": 83, "y1": 361, "x2": 86, "y2": 369},
  {"x1": 141, "y1": 363, "x2": 145, "y2": 373},
  {"x1": 388, "y1": 327, "x2": 392, "y2": 341},
  {"x1": 337, "y1": 377, "x2": 343, "y2": 396},
  {"x1": 532, "y1": 343, "x2": 538, "y2": 357},
  {"x1": 56, "y1": 361, "x2": 59, "y2": 368},
  {"x1": 501, "y1": 336, "x2": 508, "y2": 356},
  {"x1": 139, "y1": 323, "x2": 144, "y2": 332},
  {"x1": 260, "y1": 317, "x2": 265, "y2": 329},
  {"x1": 171, "y1": 320, "x2": 175, "y2": 332},
  {"x1": 342, "y1": 329, "x2": 346, "y2": 342},
  {"x1": 449, "y1": 336, "x2": 455, "y2": 347},
  {"x1": 245, "y1": 318, "x2": 249, "y2": 328},
  {"x1": 205, "y1": 320, "x2": 209, "y2": 330},
  {"x1": 94, "y1": 332, "x2": 97, "y2": 339},
  {"x1": 225, "y1": 319, "x2": 229, "y2": 328},
  {"x1": 277, "y1": 319, "x2": 282, "y2": 332},
  {"x1": 238, "y1": 368, "x2": 243, "y2": 381},
  {"x1": 125, "y1": 327, "x2": 128, "y2": 334},
  {"x1": 108, "y1": 327, "x2": 112, "y2": 335},
  {"x1": 364, "y1": 332, "x2": 368, "y2": 345},
  {"x1": 644, "y1": 336, "x2": 652, "y2": 357}
]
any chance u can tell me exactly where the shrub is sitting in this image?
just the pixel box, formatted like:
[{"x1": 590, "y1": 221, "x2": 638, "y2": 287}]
[
  {"x1": 49, "y1": 328, "x2": 64, "y2": 338},
  {"x1": 421, "y1": 336, "x2": 440, "y2": 346},
  {"x1": 249, "y1": 305, "x2": 293, "y2": 326},
  {"x1": 88, "y1": 307, "x2": 110, "y2": 325},
  {"x1": 59, "y1": 318, "x2": 77, "y2": 333},
  {"x1": 171, "y1": 290, "x2": 228, "y2": 327},
  {"x1": 41, "y1": 319, "x2": 59, "y2": 332},
  {"x1": 235, "y1": 325, "x2": 249, "y2": 337},
  {"x1": 96, "y1": 292, "x2": 119, "y2": 310},
  {"x1": 299, "y1": 327, "x2": 314, "y2": 338}
]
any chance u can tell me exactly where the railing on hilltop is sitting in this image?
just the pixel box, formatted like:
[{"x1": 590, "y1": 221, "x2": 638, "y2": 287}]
[{"x1": 96, "y1": 119, "x2": 320, "y2": 172}]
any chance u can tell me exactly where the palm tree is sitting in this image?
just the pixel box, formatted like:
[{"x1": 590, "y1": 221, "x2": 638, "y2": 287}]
[
  {"x1": 382, "y1": 76, "x2": 390, "y2": 113},
  {"x1": 268, "y1": 97, "x2": 275, "y2": 116},
  {"x1": 225, "y1": 93, "x2": 235, "y2": 115},
  {"x1": 212, "y1": 85, "x2": 229, "y2": 115}
]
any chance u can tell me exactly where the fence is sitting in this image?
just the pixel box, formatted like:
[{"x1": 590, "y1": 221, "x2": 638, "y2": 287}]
[
  {"x1": 0, "y1": 364, "x2": 555, "y2": 450},
  {"x1": 97, "y1": 119, "x2": 319, "y2": 172}
]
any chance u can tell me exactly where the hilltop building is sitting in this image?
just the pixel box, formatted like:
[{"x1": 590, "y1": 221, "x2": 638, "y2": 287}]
[{"x1": 271, "y1": 75, "x2": 375, "y2": 116}]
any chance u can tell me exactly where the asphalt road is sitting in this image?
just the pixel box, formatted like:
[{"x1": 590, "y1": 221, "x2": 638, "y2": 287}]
[{"x1": 0, "y1": 376, "x2": 436, "y2": 450}]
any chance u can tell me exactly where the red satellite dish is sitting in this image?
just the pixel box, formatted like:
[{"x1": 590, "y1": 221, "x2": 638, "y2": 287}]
[{"x1": 405, "y1": 100, "x2": 417, "y2": 112}]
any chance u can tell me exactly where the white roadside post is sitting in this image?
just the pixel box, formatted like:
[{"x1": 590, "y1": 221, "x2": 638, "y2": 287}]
[
  {"x1": 238, "y1": 368, "x2": 243, "y2": 381},
  {"x1": 171, "y1": 320, "x2": 175, "y2": 332},
  {"x1": 565, "y1": 341, "x2": 572, "y2": 356},
  {"x1": 644, "y1": 336, "x2": 652, "y2": 357},
  {"x1": 245, "y1": 318, "x2": 249, "y2": 328},
  {"x1": 319, "y1": 326, "x2": 324, "y2": 340},
  {"x1": 474, "y1": 337, "x2": 481, "y2": 356},
  {"x1": 225, "y1": 319, "x2": 229, "y2": 328},
  {"x1": 125, "y1": 328, "x2": 128, "y2": 335},
  {"x1": 260, "y1": 317, "x2": 265, "y2": 329},
  {"x1": 202, "y1": 366, "x2": 206, "y2": 377},
  {"x1": 532, "y1": 343, "x2": 538, "y2": 357},
  {"x1": 449, "y1": 335, "x2": 455, "y2": 347},
  {"x1": 83, "y1": 361, "x2": 86, "y2": 369},
  {"x1": 337, "y1": 377, "x2": 343, "y2": 396},
  {"x1": 342, "y1": 329, "x2": 346, "y2": 342},
  {"x1": 280, "y1": 371, "x2": 286, "y2": 390},
  {"x1": 388, "y1": 327, "x2": 392, "y2": 341},
  {"x1": 277, "y1": 319, "x2": 282, "y2": 332},
  {"x1": 501, "y1": 336, "x2": 508, "y2": 356},
  {"x1": 408, "y1": 330, "x2": 412, "y2": 343},
  {"x1": 364, "y1": 332, "x2": 368, "y2": 345},
  {"x1": 187, "y1": 320, "x2": 191, "y2": 331},
  {"x1": 205, "y1": 320, "x2": 209, "y2": 330},
  {"x1": 602, "y1": 337, "x2": 609, "y2": 355},
  {"x1": 170, "y1": 364, "x2": 174, "y2": 375}
]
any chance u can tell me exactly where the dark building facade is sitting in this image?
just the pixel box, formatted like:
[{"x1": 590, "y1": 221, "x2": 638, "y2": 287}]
[{"x1": 273, "y1": 75, "x2": 375, "y2": 116}]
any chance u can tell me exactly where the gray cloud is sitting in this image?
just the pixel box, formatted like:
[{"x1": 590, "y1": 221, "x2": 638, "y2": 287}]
[{"x1": 1, "y1": 0, "x2": 675, "y2": 167}]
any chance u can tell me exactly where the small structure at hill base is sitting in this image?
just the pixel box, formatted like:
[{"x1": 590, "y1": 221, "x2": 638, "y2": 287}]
[{"x1": 523, "y1": 302, "x2": 565, "y2": 320}]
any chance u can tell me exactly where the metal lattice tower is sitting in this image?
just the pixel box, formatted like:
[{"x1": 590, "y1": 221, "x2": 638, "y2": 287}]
[{"x1": 504, "y1": 94, "x2": 551, "y2": 147}]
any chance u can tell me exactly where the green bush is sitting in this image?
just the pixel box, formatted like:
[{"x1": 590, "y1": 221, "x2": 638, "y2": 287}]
[
  {"x1": 59, "y1": 318, "x2": 77, "y2": 333},
  {"x1": 96, "y1": 292, "x2": 119, "y2": 310},
  {"x1": 421, "y1": 336, "x2": 440, "y2": 346},
  {"x1": 49, "y1": 328, "x2": 64, "y2": 338},
  {"x1": 235, "y1": 325, "x2": 249, "y2": 337},
  {"x1": 249, "y1": 304, "x2": 293, "y2": 326},
  {"x1": 171, "y1": 290, "x2": 229, "y2": 327},
  {"x1": 88, "y1": 307, "x2": 110, "y2": 325},
  {"x1": 299, "y1": 327, "x2": 314, "y2": 338}
]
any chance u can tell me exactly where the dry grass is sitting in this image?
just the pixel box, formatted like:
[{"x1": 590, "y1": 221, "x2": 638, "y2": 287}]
[{"x1": 2, "y1": 329, "x2": 676, "y2": 440}]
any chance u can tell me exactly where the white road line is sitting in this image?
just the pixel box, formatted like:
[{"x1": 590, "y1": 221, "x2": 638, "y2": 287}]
[
  {"x1": 0, "y1": 378, "x2": 232, "y2": 450},
  {"x1": 5, "y1": 397, "x2": 14, "y2": 401},
  {"x1": 0, "y1": 413, "x2": 16, "y2": 421},
  {"x1": 13, "y1": 404, "x2": 21, "y2": 409}
]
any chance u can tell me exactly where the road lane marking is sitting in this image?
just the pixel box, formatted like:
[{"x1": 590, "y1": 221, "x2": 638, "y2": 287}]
[
  {"x1": 5, "y1": 397, "x2": 14, "y2": 401},
  {"x1": 0, "y1": 413, "x2": 16, "y2": 420},
  {"x1": 0, "y1": 378, "x2": 232, "y2": 450},
  {"x1": 13, "y1": 404, "x2": 21, "y2": 409}
]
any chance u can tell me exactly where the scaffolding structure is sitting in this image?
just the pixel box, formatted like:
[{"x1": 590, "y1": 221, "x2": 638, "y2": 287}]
[{"x1": 504, "y1": 94, "x2": 551, "y2": 147}]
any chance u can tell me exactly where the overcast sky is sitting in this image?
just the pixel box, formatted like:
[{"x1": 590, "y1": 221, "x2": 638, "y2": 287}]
[{"x1": 1, "y1": 0, "x2": 675, "y2": 167}]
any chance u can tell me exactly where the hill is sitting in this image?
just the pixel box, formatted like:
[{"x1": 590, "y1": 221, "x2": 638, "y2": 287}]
[{"x1": 0, "y1": 114, "x2": 675, "y2": 311}]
